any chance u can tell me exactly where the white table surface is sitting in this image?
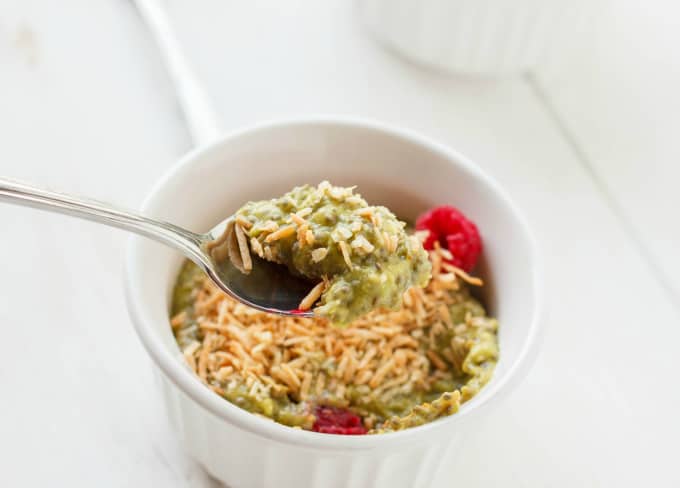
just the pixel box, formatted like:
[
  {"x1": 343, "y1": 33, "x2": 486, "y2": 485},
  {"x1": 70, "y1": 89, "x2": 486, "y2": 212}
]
[{"x1": 1, "y1": 1, "x2": 678, "y2": 487}]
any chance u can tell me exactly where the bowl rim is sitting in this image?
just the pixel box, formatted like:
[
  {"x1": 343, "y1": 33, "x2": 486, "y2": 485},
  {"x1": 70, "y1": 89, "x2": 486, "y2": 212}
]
[{"x1": 124, "y1": 115, "x2": 544, "y2": 451}]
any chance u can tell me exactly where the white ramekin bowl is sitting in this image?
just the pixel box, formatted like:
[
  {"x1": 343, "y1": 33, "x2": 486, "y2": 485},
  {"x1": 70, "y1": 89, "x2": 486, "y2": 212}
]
[
  {"x1": 357, "y1": 0, "x2": 593, "y2": 76},
  {"x1": 125, "y1": 118, "x2": 542, "y2": 488}
]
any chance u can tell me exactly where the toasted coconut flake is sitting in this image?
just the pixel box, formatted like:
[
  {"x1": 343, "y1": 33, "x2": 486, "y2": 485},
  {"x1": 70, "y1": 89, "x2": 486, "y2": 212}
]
[
  {"x1": 198, "y1": 339, "x2": 211, "y2": 381},
  {"x1": 331, "y1": 225, "x2": 353, "y2": 242},
  {"x1": 355, "y1": 369, "x2": 373, "y2": 385},
  {"x1": 442, "y1": 263, "x2": 483, "y2": 286},
  {"x1": 298, "y1": 281, "x2": 326, "y2": 311},
  {"x1": 346, "y1": 195, "x2": 364, "y2": 206},
  {"x1": 351, "y1": 234, "x2": 375, "y2": 254},
  {"x1": 369, "y1": 358, "x2": 395, "y2": 388},
  {"x1": 291, "y1": 213, "x2": 307, "y2": 226},
  {"x1": 414, "y1": 230, "x2": 430, "y2": 243},
  {"x1": 356, "y1": 207, "x2": 373, "y2": 219},
  {"x1": 402, "y1": 289, "x2": 414, "y2": 307},
  {"x1": 251, "y1": 342, "x2": 266, "y2": 356},
  {"x1": 224, "y1": 221, "x2": 246, "y2": 273},
  {"x1": 357, "y1": 346, "x2": 377, "y2": 370},
  {"x1": 260, "y1": 220, "x2": 279, "y2": 233},
  {"x1": 283, "y1": 336, "x2": 313, "y2": 348},
  {"x1": 343, "y1": 352, "x2": 358, "y2": 384},
  {"x1": 430, "y1": 249, "x2": 442, "y2": 276},
  {"x1": 199, "y1": 322, "x2": 233, "y2": 334},
  {"x1": 437, "y1": 272, "x2": 456, "y2": 283},
  {"x1": 300, "y1": 371, "x2": 313, "y2": 400},
  {"x1": 297, "y1": 222, "x2": 310, "y2": 247},
  {"x1": 328, "y1": 187, "x2": 347, "y2": 200},
  {"x1": 336, "y1": 353, "x2": 349, "y2": 380},
  {"x1": 272, "y1": 365, "x2": 299, "y2": 392},
  {"x1": 371, "y1": 212, "x2": 383, "y2": 228},
  {"x1": 438, "y1": 304, "x2": 452, "y2": 327},
  {"x1": 315, "y1": 372, "x2": 326, "y2": 396},
  {"x1": 265, "y1": 225, "x2": 295, "y2": 243},
  {"x1": 338, "y1": 241, "x2": 353, "y2": 270},
  {"x1": 281, "y1": 363, "x2": 301, "y2": 388},
  {"x1": 372, "y1": 326, "x2": 401, "y2": 337},
  {"x1": 183, "y1": 340, "x2": 201, "y2": 356},
  {"x1": 171, "y1": 311, "x2": 187, "y2": 329},
  {"x1": 388, "y1": 336, "x2": 418, "y2": 349},
  {"x1": 382, "y1": 231, "x2": 399, "y2": 253},
  {"x1": 183, "y1": 352, "x2": 197, "y2": 373},
  {"x1": 388, "y1": 234, "x2": 399, "y2": 253},
  {"x1": 215, "y1": 366, "x2": 234, "y2": 381},
  {"x1": 335, "y1": 382, "x2": 346, "y2": 399},
  {"x1": 438, "y1": 247, "x2": 453, "y2": 261},
  {"x1": 426, "y1": 350, "x2": 448, "y2": 371},
  {"x1": 297, "y1": 207, "x2": 313, "y2": 218},
  {"x1": 250, "y1": 237, "x2": 264, "y2": 258},
  {"x1": 204, "y1": 224, "x2": 230, "y2": 264},
  {"x1": 234, "y1": 224, "x2": 253, "y2": 273},
  {"x1": 311, "y1": 247, "x2": 328, "y2": 263},
  {"x1": 407, "y1": 235, "x2": 420, "y2": 251},
  {"x1": 235, "y1": 215, "x2": 253, "y2": 229},
  {"x1": 366, "y1": 227, "x2": 379, "y2": 247}
]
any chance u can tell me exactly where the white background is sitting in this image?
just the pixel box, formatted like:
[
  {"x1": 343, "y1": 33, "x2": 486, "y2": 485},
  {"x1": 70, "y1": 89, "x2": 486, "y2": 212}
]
[{"x1": 1, "y1": 1, "x2": 678, "y2": 486}]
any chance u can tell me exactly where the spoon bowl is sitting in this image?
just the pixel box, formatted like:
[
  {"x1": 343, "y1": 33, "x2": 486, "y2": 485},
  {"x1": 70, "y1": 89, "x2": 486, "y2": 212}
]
[{"x1": 201, "y1": 219, "x2": 315, "y2": 315}]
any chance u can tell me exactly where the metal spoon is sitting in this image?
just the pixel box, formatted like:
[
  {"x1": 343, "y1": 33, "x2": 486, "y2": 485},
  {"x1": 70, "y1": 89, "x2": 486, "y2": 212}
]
[{"x1": 0, "y1": 178, "x2": 315, "y2": 316}]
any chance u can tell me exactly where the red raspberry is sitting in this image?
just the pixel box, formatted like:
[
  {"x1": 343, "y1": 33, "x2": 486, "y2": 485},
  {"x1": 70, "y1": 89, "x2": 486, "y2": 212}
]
[
  {"x1": 312, "y1": 406, "x2": 367, "y2": 435},
  {"x1": 415, "y1": 205, "x2": 482, "y2": 272}
]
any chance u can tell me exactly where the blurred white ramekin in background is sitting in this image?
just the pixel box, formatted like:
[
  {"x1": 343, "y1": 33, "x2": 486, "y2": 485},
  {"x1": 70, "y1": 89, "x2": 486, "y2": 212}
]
[{"x1": 357, "y1": 0, "x2": 594, "y2": 76}]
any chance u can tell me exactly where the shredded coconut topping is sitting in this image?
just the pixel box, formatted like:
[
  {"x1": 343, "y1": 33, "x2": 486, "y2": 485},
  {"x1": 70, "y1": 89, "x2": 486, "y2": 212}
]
[{"x1": 173, "y1": 247, "x2": 481, "y2": 407}]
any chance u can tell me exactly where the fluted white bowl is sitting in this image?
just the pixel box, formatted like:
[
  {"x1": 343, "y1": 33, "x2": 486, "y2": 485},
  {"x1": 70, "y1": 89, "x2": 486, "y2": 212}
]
[
  {"x1": 124, "y1": 117, "x2": 542, "y2": 488},
  {"x1": 358, "y1": 0, "x2": 592, "y2": 76}
]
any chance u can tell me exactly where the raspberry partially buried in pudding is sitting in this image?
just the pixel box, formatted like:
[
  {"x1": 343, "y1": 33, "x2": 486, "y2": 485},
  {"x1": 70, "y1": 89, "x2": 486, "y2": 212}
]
[
  {"x1": 312, "y1": 406, "x2": 367, "y2": 435},
  {"x1": 416, "y1": 205, "x2": 482, "y2": 272}
]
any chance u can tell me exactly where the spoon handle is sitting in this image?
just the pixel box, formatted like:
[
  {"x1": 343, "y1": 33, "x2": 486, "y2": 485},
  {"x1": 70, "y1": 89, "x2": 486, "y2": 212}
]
[
  {"x1": 0, "y1": 177, "x2": 205, "y2": 263},
  {"x1": 132, "y1": 0, "x2": 221, "y2": 146}
]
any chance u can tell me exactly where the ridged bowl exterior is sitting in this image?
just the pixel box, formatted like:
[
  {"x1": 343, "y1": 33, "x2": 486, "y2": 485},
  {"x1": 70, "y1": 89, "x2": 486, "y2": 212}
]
[
  {"x1": 159, "y1": 371, "x2": 468, "y2": 488},
  {"x1": 358, "y1": 0, "x2": 591, "y2": 76},
  {"x1": 125, "y1": 119, "x2": 542, "y2": 488}
]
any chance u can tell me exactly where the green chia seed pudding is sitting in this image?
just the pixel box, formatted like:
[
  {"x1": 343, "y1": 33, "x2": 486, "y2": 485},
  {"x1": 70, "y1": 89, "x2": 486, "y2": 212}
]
[
  {"x1": 170, "y1": 193, "x2": 499, "y2": 434},
  {"x1": 227, "y1": 182, "x2": 432, "y2": 324}
]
